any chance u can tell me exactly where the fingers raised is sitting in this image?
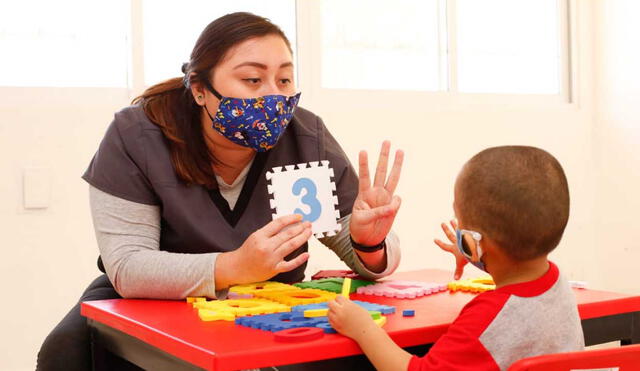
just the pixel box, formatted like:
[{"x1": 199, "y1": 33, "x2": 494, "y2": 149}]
[
  {"x1": 434, "y1": 238, "x2": 454, "y2": 253},
  {"x1": 441, "y1": 222, "x2": 457, "y2": 243},
  {"x1": 358, "y1": 150, "x2": 371, "y2": 193},
  {"x1": 385, "y1": 149, "x2": 404, "y2": 194},
  {"x1": 373, "y1": 141, "x2": 390, "y2": 187}
]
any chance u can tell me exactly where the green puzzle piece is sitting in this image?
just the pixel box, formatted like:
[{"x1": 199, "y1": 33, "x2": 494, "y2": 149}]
[{"x1": 294, "y1": 277, "x2": 375, "y2": 293}]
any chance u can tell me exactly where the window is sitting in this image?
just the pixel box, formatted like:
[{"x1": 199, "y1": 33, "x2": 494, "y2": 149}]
[
  {"x1": 321, "y1": 0, "x2": 566, "y2": 95},
  {"x1": 321, "y1": 0, "x2": 444, "y2": 91},
  {"x1": 142, "y1": 0, "x2": 297, "y2": 86},
  {"x1": 0, "y1": 0, "x2": 130, "y2": 87},
  {"x1": 456, "y1": 0, "x2": 561, "y2": 94}
]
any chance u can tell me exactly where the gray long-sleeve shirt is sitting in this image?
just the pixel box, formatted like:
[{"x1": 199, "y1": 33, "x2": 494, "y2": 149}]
[{"x1": 90, "y1": 185, "x2": 400, "y2": 299}]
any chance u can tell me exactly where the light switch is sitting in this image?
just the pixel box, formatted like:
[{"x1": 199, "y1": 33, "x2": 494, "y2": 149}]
[{"x1": 23, "y1": 168, "x2": 51, "y2": 209}]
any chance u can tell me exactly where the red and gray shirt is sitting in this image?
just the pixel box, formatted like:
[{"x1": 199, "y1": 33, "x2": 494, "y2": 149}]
[{"x1": 409, "y1": 262, "x2": 584, "y2": 371}]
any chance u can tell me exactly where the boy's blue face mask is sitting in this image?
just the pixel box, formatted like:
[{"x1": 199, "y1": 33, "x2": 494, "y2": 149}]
[
  {"x1": 203, "y1": 81, "x2": 300, "y2": 152},
  {"x1": 456, "y1": 229, "x2": 487, "y2": 272}
]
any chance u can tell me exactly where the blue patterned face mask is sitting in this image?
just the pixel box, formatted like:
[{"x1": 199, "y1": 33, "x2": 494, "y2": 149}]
[{"x1": 202, "y1": 82, "x2": 300, "y2": 152}]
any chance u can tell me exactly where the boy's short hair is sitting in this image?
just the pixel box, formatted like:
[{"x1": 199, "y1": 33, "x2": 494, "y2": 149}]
[{"x1": 455, "y1": 146, "x2": 569, "y2": 261}]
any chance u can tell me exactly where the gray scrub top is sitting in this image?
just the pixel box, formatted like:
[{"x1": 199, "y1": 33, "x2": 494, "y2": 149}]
[{"x1": 82, "y1": 104, "x2": 359, "y2": 284}]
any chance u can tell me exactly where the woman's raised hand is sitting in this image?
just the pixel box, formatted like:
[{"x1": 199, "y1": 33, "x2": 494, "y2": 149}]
[{"x1": 350, "y1": 141, "x2": 404, "y2": 247}]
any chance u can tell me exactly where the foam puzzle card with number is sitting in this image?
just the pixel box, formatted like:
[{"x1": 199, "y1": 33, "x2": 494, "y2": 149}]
[
  {"x1": 266, "y1": 161, "x2": 341, "y2": 238},
  {"x1": 356, "y1": 280, "x2": 448, "y2": 299}
]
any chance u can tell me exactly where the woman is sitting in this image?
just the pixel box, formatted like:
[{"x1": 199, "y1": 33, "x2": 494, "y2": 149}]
[{"x1": 37, "y1": 12, "x2": 403, "y2": 370}]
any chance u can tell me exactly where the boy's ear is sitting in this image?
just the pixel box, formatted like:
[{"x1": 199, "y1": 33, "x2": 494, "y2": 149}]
[{"x1": 469, "y1": 242, "x2": 482, "y2": 263}]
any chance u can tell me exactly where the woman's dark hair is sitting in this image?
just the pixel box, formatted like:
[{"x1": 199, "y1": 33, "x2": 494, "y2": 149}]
[{"x1": 132, "y1": 12, "x2": 292, "y2": 188}]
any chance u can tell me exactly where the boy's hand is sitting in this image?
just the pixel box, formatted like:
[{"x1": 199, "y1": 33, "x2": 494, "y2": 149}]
[
  {"x1": 328, "y1": 296, "x2": 377, "y2": 341},
  {"x1": 434, "y1": 219, "x2": 468, "y2": 280}
]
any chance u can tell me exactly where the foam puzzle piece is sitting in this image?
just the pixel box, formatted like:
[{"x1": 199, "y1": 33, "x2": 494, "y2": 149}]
[
  {"x1": 236, "y1": 310, "x2": 389, "y2": 333},
  {"x1": 235, "y1": 311, "x2": 329, "y2": 332},
  {"x1": 316, "y1": 322, "x2": 337, "y2": 334},
  {"x1": 266, "y1": 161, "x2": 341, "y2": 238},
  {"x1": 369, "y1": 311, "x2": 382, "y2": 320},
  {"x1": 402, "y1": 310, "x2": 415, "y2": 317},
  {"x1": 291, "y1": 300, "x2": 396, "y2": 315},
  {"x1": 229, "y1": 281, "x2": 300, "y2": 296},
  {"x1": 186, "y1": 297, "x2": 207, "y2": 304},
  {"x1": 253, "y1": 288, "x2": 337, "y2": 306},
  {"x1": 303, "y1": 308, "x2": 328, "y2": 317},
  {"x1": 193, "y1": 298, "x2": 290, "y2": 318},
  {"x1": 311, "y1": 270, "x2": 365, "y2": 280},
  {"x1": 227, "y1": 292, "x2": 253, "y2": 299},
  {"x1": 198, "y1": 309, "x2": 236, "y2": 322},
  {"x1": 274, "y1": 327, "x2": 325, "y2": 342},
  {"x1": 341, "y1": 278, "x2": 352, "y2": 298},
  {"x1": 356, "y1": 280, "x2": 448, "y2": 298},
  {"x1": 293, "y1": 277, "x2": 374, "y2": 293},
  {"x1": 373, "y1": 316, "x2": 387, "y2": 327},
  {"x1": 448, "y1": 277, "x2": 496, "y2": 293}
]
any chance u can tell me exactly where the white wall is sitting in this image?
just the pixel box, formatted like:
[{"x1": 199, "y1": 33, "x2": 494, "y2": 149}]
[
  {"x1": 0, "y1": 89, "x2": 131, "y2": 370},
  {"x1": 592, "y1": 0, "x2": 640, "y2": 295},
  {"x1": 0, "y1": 1, "x2": 638, "y2": 370}
]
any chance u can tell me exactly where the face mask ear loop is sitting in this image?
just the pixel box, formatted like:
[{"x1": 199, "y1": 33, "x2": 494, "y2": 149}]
[
  {"x1": 203, "y1": 79, "x2": 223, "y2": 100},
  {"x1": 200, "y1": 79, "x2": 222, "y2": 122}
]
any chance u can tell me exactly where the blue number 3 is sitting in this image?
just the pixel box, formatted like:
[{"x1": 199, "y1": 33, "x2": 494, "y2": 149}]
[{"x1": 292, "y1": 178, "x2": 322, "y2": 222}]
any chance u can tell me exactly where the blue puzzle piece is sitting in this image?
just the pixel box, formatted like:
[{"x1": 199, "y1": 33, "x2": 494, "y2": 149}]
[
  {"x1": 235, "y1": 312, "x2": 327, "y2": 332},
  {"x1": 291, "y1": 300, "x2": 396, "y2": 315},
  {"x1": 316, "y1": 322, "x2": 337, "y2": 334}
]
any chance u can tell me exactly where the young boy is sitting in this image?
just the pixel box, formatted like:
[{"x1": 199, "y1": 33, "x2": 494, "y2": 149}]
[{"x1": 328, "y1": 146, "x2": 584, "y2": 371}]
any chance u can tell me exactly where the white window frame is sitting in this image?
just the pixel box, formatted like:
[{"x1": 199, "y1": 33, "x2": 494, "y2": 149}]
[{"x1": 296, "y1": 0, "x2": 576, "y2": 110}]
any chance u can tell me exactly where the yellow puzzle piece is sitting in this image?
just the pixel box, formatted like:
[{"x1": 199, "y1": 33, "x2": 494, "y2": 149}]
[
  {"x1": 448, "y1": 277, "x2": 495, "y2": 293},
  {"x1": 186, "y1": 297, "x2": 207, "y2": 304},
  {"x1": 303, "y1": 308, "x2": 329, "y2": 317},
  {"x1": 229, "y1": 281, "x2": 300, "y2": 296},
  {"x1": 341, "y1": 278, "x2": 352, "y2": 298},
  {"x1": 198, "y1": 309, "x2": 236, "y2": 322},
  {"x1": 373, "y1": 316, "x2": 387, "y2": 327},
  {"x1": 193, "y1": 298, "x2": 290, "y2": 319},
  {"x1": 253, "y1": 288, "x2": 337, "y2": 306}
]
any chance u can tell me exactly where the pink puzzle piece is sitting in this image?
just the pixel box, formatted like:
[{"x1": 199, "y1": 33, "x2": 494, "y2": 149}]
[{"x1": 356, "y1": 280, "x2": 447, "y2": 299}]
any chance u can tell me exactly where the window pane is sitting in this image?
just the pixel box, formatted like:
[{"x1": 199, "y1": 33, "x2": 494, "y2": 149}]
[
  {"x1": 0, "y1": 0, "x2": 130, "y2": 87},
  {"x1": 321, "y1": 0, "x2": 443, "y2": 91},
  {"x1": 456, "y1": 0, "x2": 561, "y2": 94},
  {"x1": 143, "y1": 0, "x2": 297, "y2": 86}
]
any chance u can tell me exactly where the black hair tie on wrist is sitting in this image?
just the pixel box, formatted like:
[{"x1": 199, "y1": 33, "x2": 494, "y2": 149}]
[{"x1": 350, "y1": 235, "x2": 386, "y2": 253}]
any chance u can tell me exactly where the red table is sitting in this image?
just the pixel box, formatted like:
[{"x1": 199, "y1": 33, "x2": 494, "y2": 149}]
[{"x1": 81, "y1": 269, "x2": 640, "y2": 370}]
